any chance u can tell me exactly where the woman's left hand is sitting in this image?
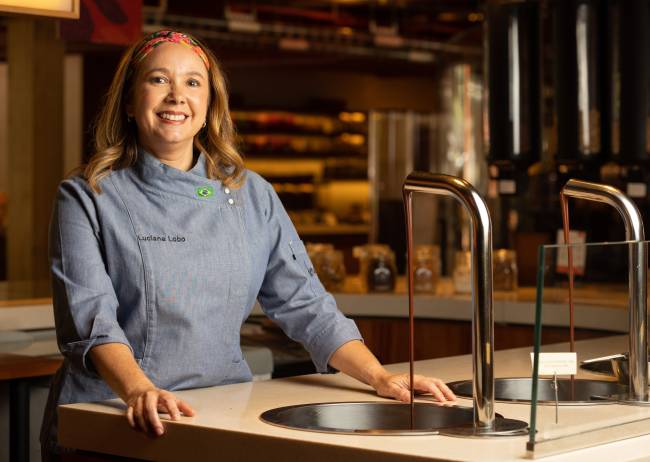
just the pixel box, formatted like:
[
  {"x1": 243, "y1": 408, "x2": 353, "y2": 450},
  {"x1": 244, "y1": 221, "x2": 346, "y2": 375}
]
[
  {"x1": 328, "y1": 341, "x2": 456, "y2": 403},
  {"x1": 370, "y1": 371, "x2": 456, "y2": 403}
]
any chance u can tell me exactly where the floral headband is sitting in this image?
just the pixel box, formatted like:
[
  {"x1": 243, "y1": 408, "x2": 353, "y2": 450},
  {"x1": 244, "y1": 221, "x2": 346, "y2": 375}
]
[{"x1": 128, "y1": 30, "x2": 210, "y2": 78}]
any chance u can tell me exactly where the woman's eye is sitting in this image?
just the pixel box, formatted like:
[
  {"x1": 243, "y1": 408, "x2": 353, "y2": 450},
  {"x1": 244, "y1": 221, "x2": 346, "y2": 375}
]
[
  {"x1": 187, "y1": 79, "x2": 200, "y2": 87},
  {"x1": 150, "y1": 76, "x2": 167, "y2": 84}
]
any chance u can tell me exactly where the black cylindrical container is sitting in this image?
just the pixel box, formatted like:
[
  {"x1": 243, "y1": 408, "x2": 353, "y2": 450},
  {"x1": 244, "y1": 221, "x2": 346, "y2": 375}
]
[
  {"x1": 553, "y1": 0, "x2": 607, "y2": 165},
  {"x1": 617, "y1": 0, "x2": 650, "y2": 163},
  {"x1": 485, "y1": 1, "x2": 541, "y2": 250},
  {"x1": 486, "y1": 1, "x2": 541, "y2": 168}
]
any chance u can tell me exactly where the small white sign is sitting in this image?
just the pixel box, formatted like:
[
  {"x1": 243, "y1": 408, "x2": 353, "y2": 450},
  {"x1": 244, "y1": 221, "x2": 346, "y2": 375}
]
[
  {"x1": 531, "y1": 352, "x2": 577, "y2": 376},
  {"x1": 556, "y1": 229, "x2": 587, "y2": 276},
  {"x1": 498, "y1": 179, "x2": 517, "y2": 194},
  {"x1": 627, "y1": 182, "x2": 647, "y2": 198}
]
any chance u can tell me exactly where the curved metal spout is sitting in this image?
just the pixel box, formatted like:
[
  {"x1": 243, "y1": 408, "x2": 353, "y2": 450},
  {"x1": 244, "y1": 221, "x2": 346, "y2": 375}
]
[
  {"x1": 562, "y1": 179, "x2": 648, "y2": 401},
  {"x1": 562, "y1": 179, "x2": 645, "y2": 241},
  {"x1": 403, "y1": 171, "x2": 495, "y2": 429}
]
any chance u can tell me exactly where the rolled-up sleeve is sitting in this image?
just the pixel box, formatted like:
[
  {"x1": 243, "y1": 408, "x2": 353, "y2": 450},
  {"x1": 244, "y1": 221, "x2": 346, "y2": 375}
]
[
  {"x1": 256, "y1": 182, "x2": 362, "y2": 373},
  {"x1": 49, "y1": 179, "x2": 131, "y2": 375}
]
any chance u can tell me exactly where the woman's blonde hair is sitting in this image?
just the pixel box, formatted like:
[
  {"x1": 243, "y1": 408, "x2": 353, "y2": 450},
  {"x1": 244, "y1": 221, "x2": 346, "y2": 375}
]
[{"x1": 83, "y1": 30, "x2": 245, "y2": 192}]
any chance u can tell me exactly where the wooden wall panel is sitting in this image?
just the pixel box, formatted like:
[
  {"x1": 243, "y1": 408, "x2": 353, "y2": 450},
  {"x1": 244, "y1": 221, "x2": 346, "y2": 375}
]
[
  {"x1": 7, "y1": 18, "x2": 64, "y2": 282},
  {"x1": 353, "y1": 317, "x2": 613, "y2": 365}
]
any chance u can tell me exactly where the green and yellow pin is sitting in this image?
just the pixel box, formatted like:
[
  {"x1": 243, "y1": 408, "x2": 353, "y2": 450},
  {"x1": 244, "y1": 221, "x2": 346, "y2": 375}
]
[{"x1": 196, "y1": 186, "x2": 214, "y2": 198}]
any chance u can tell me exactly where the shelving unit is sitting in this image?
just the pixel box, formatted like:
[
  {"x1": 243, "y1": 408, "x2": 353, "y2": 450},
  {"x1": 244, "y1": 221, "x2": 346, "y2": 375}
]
[{"x1": 233, "y1": 110, "x2": 371, "y2": 242}]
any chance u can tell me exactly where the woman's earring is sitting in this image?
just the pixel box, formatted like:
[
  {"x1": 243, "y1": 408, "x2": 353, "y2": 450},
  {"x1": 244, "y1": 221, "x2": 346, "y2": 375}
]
[{"x1": 202, "y1": 120, "x2": 207, "y2": 129}]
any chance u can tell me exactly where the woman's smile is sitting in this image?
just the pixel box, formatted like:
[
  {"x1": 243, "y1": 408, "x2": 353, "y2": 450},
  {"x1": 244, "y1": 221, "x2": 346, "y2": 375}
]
[{"x1": 157, "y1": 111, "x2": 189, "y2": 123}]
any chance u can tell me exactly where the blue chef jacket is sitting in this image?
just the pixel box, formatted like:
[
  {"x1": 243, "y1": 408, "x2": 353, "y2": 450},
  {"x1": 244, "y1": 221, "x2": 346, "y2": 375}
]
[{"x1": 42, "y1": 149, "x2": 362, "y2": 447}]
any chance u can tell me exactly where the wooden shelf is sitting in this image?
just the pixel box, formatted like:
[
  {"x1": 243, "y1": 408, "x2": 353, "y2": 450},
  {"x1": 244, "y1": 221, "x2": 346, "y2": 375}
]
[{"x1": 296, "y1": 224, "x2": 369, "y2": 236}]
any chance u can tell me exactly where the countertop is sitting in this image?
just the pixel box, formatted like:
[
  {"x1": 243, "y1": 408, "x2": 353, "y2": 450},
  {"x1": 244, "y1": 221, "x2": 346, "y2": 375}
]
[
  {"x1": 0, "y1": 277, "x2": 630, "y2": 333},
  {"x1": 58, "y1": 335, "x2": 650, "y2": 461},
  {"x1": 0, "y1": 329, "x2": 62, "y2": 380}
]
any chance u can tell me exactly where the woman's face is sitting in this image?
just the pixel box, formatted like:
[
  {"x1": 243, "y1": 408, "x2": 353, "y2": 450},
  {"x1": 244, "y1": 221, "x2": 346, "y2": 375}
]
[{"x1": 129, "y1": 42, "x2": 210, "y2": 157}]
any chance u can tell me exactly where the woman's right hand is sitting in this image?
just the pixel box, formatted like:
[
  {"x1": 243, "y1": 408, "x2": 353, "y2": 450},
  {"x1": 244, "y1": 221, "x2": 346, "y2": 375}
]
[{"x1": 126, "y1": 387, "x2": 196, "y2": 436}]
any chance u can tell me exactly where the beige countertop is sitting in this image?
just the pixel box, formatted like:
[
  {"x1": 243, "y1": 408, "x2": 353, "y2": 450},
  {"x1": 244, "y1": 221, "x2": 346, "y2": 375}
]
[
  {"x1": 1, "y1": 276, "x2": 630, "y2": 333},
  {"x1": 59, "y1": 335, "x2": 650, "y2": 461},
  {"x1": 0, "y1": 300, "x2": 54, "y2": 331},
  {"x1": 1, "y1": 292, "x2": 627, "y2": 334},
  {"x1": 329, "y1": 291, "x2": 628, "y2": 333}
]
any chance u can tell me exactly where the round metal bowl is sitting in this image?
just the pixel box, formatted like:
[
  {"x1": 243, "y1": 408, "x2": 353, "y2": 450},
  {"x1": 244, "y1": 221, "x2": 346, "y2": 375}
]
[
  {"x1": 447, "y1": 378, "x2": 626, "y2": 405},
  {"x1": 261, "y1": 401, "x2": 487, "y2": 435},
  {"x1": 580, "y1": 353, "x2": 650, "y2": 384}
]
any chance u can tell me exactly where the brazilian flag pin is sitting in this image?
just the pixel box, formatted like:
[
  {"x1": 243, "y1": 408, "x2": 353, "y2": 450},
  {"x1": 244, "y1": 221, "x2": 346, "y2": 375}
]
[{"x1": 196, "y1": 186, "x2": 214, "y2": 198}]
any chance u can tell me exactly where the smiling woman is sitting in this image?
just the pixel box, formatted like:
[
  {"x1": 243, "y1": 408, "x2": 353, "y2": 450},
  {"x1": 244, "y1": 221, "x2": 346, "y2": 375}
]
[
  {"x1": 82, "y1": 29, "x2": 244, "y2": 193},
  {"x1": 41, "y1": 28, "x2": 455, "y2": 462}
]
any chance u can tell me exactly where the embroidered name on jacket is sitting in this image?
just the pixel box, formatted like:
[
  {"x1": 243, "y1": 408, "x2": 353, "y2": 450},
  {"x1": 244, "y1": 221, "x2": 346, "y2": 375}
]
[{"x1": 137, "y1": 234, "x2": 186, "y2": 242}]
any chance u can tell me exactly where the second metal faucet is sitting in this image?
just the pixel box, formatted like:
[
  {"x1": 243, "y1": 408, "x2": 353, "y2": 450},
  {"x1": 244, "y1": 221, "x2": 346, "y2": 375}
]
[{"x1": 561, "y1": 179, "x2": 648, "y2": 402}]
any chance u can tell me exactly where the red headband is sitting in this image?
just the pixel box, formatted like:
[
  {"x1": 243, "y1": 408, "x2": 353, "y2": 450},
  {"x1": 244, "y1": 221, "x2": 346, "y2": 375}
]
[{"x1": 130, "y1": 30, "x2": 210, "y2": 74}]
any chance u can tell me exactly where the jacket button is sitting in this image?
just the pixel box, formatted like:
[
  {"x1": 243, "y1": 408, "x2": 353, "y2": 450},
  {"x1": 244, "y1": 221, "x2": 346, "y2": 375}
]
[
  {"x1": 224, "y1": 187, "x2": 231, "y2": 194},
  {"x1": 228, "y1": 198, "x2": 234, "y2": 205}
]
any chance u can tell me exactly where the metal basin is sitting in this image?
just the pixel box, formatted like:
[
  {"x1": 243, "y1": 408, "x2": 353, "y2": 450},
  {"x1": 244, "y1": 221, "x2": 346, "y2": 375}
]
[
  {"x1": 580, "y1": 353, "x2": 650, "y2": 384},
  {"x1": 580, "y1": 355, "x2": 621, "y2": 376},
  {"x1": 447, "y1": 378, "x2": 627, "y2": 405},
  {"x1": 261, "y1": 401, "x2": 489, "y2": 435}
]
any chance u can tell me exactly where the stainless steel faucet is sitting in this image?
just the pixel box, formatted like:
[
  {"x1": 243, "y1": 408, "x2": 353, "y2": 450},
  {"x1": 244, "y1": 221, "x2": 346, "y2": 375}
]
[
  {"x1": 403, "y1": 172, "x2": 495, "y2": 429},
  {"x1": 561, "y1": 179, "x2": 648, "y2": 401}
]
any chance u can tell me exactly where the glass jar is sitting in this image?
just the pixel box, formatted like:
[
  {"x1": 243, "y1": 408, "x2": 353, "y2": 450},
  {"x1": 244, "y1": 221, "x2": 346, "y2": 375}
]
[
  {"x1": 453, "y1": 250, "x2": 472, "y2": 294},
  {"x1": 413, "y1": 245, "x2": 441, "y2": 294},
  {"x1": 493, "y1": 249, "x2": 518, "y2": 291},
  {"x1": 306, "y1": 243, "x2": 334, "y2": 263},
  {"x1": 306, "y1": 243, "x2": 346, "y2": 292},
  {"x1": 353, "y1": 244, "x2": 396, "y2": 293},
  {"x1": 318, "y1": 248, "x2": 346, "y2": 292}
]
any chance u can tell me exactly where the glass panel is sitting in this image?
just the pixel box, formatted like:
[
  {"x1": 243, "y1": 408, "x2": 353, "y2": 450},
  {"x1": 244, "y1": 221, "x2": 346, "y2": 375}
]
[{"x1": 527, "y1": 240, "x2": 650, "y2": 458}]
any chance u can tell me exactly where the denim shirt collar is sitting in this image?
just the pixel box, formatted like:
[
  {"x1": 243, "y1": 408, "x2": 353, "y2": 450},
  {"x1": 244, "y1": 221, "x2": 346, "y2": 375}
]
[
  {"x1": 137, "y1": 146, "x2": 208, "y2": 177},
  {"x1": 134, "y1": 147, "x2": 222, "y2": 201}
]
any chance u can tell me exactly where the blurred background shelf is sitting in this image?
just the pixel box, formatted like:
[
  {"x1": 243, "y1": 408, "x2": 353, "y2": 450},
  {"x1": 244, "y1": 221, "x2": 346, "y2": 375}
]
[
  {"x1": 238, "y1": 109, "x2": 371, "y2": 270},
  {"x1": 295, "y1": 224, "x2": 370, "y2": 236}
]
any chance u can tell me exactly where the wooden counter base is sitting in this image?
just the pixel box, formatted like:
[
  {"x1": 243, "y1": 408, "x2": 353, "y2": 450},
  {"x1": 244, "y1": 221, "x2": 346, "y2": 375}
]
[{"x1": 354, "y1": 317, "x2": 611, "y2": 364}]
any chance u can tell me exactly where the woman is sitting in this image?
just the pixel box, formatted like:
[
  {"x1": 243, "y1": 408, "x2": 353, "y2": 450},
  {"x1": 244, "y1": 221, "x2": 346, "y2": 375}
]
[{"x1": 42, "y1": 30, "x2": 455, "y2": 458}]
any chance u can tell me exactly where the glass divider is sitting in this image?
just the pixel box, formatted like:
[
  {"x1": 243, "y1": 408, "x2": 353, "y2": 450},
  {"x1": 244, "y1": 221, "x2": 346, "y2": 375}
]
[{"x1": 527, "y1": 243, "x2": 545, "y2": 452}]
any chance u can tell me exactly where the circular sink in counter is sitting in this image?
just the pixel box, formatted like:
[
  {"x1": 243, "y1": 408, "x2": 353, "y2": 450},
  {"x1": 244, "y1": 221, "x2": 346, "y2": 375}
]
[
  {"x1": 260, "y1": 401, "x2": 526, "y2": 436},
  {"x1": 447, "y1": 378, "x2": 626, "y2": 405}
]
